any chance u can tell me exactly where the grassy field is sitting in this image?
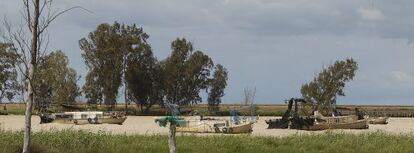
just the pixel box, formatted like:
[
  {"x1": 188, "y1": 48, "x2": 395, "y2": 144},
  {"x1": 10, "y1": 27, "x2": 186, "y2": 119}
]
[{"x1": 1, "y1": 130, "x2": 414, "y2": 153}]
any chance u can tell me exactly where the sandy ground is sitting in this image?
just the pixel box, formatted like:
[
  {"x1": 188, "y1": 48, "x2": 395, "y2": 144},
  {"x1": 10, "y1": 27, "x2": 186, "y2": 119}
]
[{"x1": 1, "y1": 115, "x2": 414, "y2": 137}]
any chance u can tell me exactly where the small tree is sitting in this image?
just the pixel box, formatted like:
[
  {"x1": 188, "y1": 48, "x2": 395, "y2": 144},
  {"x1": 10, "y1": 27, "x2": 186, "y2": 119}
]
[
  {"x1": 243, "y1": 87, "x2": 256, "y2": 106},
  {"x1": 207, "y1": 64, "x2": 228, "y2": 111},
  {"x1": 0, "y1": 43, "x2": 20, "y2": 103},
  {"x1": 301, "y1": 58, "x2": 358, "y2": 115}
]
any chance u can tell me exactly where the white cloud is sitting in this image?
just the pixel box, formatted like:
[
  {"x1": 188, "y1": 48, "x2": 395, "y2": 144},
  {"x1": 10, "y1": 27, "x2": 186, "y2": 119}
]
[
  {"x1": 358, "y1": 7, "x2": 386, "y2": 21},
  {"x1": 390, "y1": 71, "x2": 414, "y2": 82}
]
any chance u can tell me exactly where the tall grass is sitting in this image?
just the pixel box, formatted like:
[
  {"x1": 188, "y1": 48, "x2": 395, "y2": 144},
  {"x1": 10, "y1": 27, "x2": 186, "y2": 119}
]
[{"x1": 1, "y1": 130, "x2": 414, "y2": 153}]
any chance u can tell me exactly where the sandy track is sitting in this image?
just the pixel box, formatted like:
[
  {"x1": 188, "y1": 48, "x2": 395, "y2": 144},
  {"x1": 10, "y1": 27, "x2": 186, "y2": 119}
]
[{"x1": 1, "y1": 115, "x2": 414, "y2": 136}]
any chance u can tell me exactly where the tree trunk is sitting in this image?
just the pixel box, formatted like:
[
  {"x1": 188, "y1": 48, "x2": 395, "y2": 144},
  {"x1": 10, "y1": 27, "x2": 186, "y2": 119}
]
[
  {"x1": 124, "y1": 83, "x2": 127, "y2": 114},
  {"x1": 168, "y1": 123, "x2": 177, "y2": 153},
  {"x1": 23, "y1": 63, "x2": 35, "y2": 153},
  {"x1": 23, "y1": 0, "x2": 39, "y2": 152}
]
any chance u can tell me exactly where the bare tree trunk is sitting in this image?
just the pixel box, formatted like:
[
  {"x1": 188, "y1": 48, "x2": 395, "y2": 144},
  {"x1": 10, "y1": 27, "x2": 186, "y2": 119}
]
[
  {"x1": 168, "y1": 123, "x2": 177, "y2": 153},
  {"x1": 23, "y1": 64, "x2": 35, "y2": 153},
  {"x1": 23, "y1": 0, "x2": 39, "y2": 152}
]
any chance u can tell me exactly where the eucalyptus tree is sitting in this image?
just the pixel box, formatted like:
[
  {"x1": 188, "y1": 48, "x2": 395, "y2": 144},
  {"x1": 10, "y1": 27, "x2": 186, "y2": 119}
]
[
  {"x1": 163, "y1": 38, "x2": 213, "y2": 106},
  {"x1": 301, "y1": 58, "x2": 358, "y2": 115},
  {"x1": 207, "y1": 64, "x2": 228, "y2": 111},
  {"x1": 81, "y1": 22, "x2": 160, "y2": 110},
  {"x1": 123, "y1": 24, "x2": 162, "y2": 112},
  {"x1": 83, "y1": 70, "x2": 102, "y2": 105},
  {"x1": 0, "y1": 43, "x2": 20, "y2": 103},
  {"x1": 161, "y1": 38, "x2": 213, "y2": 153},
  {"x1": 80, "y1": 22, "x2": 126, "y2": 110},
  {"x1": 35, "y1": 50, "x2": 80, "y2": 113},
  {"x1": 126, "y1": 55, "x2": 162, "y2": 112}
]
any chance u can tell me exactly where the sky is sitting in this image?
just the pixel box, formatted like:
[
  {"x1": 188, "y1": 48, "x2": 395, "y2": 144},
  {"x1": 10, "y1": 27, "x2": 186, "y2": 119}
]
[{"x1": 1, "y1": 0, "x2": 414, "y2": 105}]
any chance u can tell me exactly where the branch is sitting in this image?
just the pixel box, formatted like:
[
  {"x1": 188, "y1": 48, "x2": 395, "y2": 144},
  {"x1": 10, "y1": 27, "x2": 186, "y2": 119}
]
[
  {"x1": 22, "y1": 0, "x2": 32, "y2": 32},
  {"x1": 38, "y1": 6, "x2": 92, "y2": 35}
]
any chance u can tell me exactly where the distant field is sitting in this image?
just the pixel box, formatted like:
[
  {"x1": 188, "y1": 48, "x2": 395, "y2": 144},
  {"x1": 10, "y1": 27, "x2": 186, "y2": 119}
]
[
  {"x1": 2, "y1": 103, "x2": 414, "y2": 117},
  {"x1": 1, "y1": 130, "x2": 413, "y2": 153}
]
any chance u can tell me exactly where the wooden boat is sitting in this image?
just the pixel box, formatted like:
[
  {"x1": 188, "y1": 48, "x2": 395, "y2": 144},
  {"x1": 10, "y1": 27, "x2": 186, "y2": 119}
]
[
  {"x1": 173, "y1": 116, "x2": 254, "y2": 134},
  {"x1": 40, "y1": 111, "x2": 127, "y2": 125},
  {"x1": 303, "y1": 115, "x2": 369, "y2": 131},
  {"x1": 367, "y1": 117, "x2": 388, "y2": 124},
  {"x1": 176, "y1": 120, "x2": 253, "y2": 134}
]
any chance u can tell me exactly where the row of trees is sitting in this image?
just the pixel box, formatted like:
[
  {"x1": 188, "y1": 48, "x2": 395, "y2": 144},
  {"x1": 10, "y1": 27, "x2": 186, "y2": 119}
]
[
  {"x1": 80, "y1": 22, "x2": 228, "y2": 111},
  {"x1": 78, "y1": 23, "x2": 229, "y2": 153},
  {"x1": 0, "y1": 22, "x2": 229, "y2": 112}
]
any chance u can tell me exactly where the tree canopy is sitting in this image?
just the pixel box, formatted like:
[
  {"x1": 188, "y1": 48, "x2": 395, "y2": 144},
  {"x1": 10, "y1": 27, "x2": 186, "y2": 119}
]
[
  {"x1": 301, "y1": 58, "x2": 358, "y2": 115},
  {"x1": 35, "y1": 50, "x2": 80, "y2": 113},
  {"x1": 163, "y1": 38, "x2": 214, "y2": 106},
  {"x1": 208, "y1": 64, "x2": 228, "y2": 111},
  {"x1": 80, "y1": 22, "x2": 165, "y2": 111},
  {"x1": 79, "y1": 22, "x2": 229, "y2": 110},
  {"x1": 80, "y1": 22, "x2": 127, "y2": 109},
  {"x1": 123, "y1": 24, "x2": 162, "y2": 112},
  {"x1": 0, "y1": 43, "x2": 20, "y2": 102}
]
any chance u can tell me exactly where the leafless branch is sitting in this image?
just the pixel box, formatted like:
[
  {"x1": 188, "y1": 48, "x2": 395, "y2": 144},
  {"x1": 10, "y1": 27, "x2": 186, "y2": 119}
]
[
  {"x1": 38, "y1": 5, "x2": 92, "y2": 35},
  {"x1": 22, "y1": 0, "x2": 32, "y2": 32}
]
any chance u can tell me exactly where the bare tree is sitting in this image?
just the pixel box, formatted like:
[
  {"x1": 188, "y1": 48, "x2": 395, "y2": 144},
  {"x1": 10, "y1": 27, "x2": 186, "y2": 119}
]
[
  {"x1": 243, "y1": 87, "x2": 256, "y2": 106},
  {"x1": 1, "y1": 1, "x2": 89, "y2": 152}
]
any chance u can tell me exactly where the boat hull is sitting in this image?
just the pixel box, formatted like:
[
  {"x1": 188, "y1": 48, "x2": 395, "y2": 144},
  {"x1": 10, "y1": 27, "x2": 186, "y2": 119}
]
[
  {"x1": 368, "y1": 117, "x2": 388, "y2": 124},
  {"x1": 304, "y1": 119, "x2": 369, "y2": 131},
  {"x1": 176, "y1": 121, "x2": 253, "y2": 134},
  {"x1": 73, "y1": 117, "x2": 127, "y2": 125}
]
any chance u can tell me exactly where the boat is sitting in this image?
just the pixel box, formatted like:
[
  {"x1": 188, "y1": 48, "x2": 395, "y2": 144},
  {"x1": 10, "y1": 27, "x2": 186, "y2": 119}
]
[
  {"x1": 175, "y1": 117, "x2": 254, "y2": 134},
  {"x1": 303, "y1": 115, "x2": 369, "y2": 131},
  {"x1": 367, "y1": 116, "x2": 388, "y2": 124},
  {"x1": 155, "y1": 104, "x2": 257, "y2": 134},
  {"x1": 155, "y1": 115, "x2": 255, "y2": 134},
  {"x1": 266, "y1": 98, "x2": 369, "y2": 130},
  {"x1": 40, "y1": 111, "x2": 127, "y2": 125}
]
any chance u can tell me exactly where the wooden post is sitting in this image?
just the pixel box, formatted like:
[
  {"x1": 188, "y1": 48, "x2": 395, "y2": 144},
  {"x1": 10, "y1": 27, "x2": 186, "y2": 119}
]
[{"x1": 168, "y1": 122, "x2": 177, "y2": 153}]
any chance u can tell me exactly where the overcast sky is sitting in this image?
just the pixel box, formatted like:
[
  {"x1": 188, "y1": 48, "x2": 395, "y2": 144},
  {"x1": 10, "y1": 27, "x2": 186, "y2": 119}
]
[{"x1": 1, "y1": 0, "x2": 414, "y2": 105}]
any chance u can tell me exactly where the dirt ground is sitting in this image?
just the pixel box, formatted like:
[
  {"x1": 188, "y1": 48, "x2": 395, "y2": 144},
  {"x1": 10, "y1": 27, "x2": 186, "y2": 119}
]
[{"x1": 1, "y1": 115, "x2": 414, "y2": 137}]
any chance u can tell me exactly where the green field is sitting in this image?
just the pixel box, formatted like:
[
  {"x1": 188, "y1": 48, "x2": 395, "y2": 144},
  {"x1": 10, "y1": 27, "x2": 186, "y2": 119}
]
[{"x1": 1, "y1": 130, "x2": 414, "y2": 153}]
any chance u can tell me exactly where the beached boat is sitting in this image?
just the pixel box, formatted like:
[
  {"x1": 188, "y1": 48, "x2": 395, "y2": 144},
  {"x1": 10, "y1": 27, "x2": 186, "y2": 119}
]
[
  {"x1": 156, "y1": 116, "x2": 255, "y2": 134},
  {"x1": 265, "y1": 98, "x2": 369, "y2": 130},
  {"x1": 367, "y1": 116, "x2": 388, "y2": 124},
  {"x1": 40, "y1": 111, "x2": 127, "y2": 125},
  {"x1": 304, "y1": 115, "x2": 369, "y2": 131},
  {"x1": 176, "y1": 118, "x2": 254, "y2": 134}
]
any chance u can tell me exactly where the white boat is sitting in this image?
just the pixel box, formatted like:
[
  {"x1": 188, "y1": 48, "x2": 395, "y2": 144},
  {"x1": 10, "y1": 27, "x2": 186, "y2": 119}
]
[
  {"x1": 40, "y1": 111, "x2": 127, "y2": 125},
  {"x1": 173, "y1": 116, "x2": 255, "y2": 134}
]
